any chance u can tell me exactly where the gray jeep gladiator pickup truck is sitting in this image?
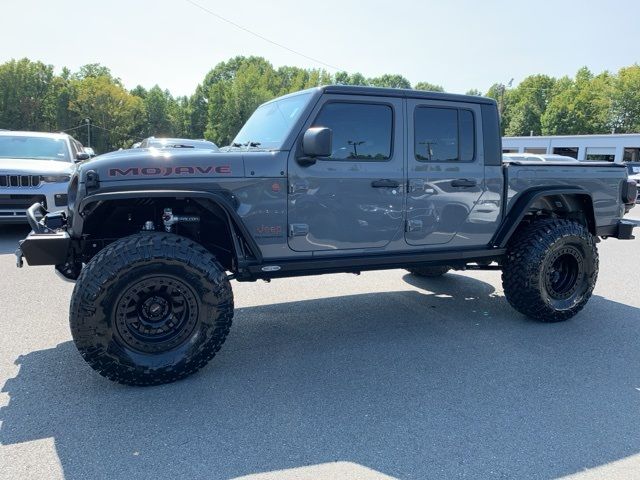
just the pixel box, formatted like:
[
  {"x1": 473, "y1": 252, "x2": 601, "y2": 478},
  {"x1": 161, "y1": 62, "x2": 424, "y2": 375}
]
[{"x1": 16, "y1": 85, "x2": 639, "y2": 386}]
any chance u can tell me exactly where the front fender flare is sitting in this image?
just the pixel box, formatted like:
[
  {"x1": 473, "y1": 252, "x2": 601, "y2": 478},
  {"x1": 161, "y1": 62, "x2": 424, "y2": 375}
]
[{"x1": 75, "y1": 189, "x2": 263, "y2": 263}]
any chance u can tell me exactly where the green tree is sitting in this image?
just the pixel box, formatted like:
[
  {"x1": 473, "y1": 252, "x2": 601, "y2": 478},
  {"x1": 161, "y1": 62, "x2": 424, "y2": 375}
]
[
  {"x1": 69, "y1": 75, "x2": 145, "y2": 151},
  {"x1": 130, "y1": 85, "x2": 148, "y2": 99},
  {"x1": 541, "y1": 68, "x2": 613, "y2": 135},
  {"x1": 0, "y1": 58, "x2": 57, "y2": 131},
  {"x1": 610, "y1": 64, "x2": 640, "y2": 133},
  {"x1": 414, "y1": 81, "x2": 445, "y2": 92},
  {"x1": 6, "y1": 55, "x2": 640, "y2": 152},
  {"x1": 187, "y1": 84, "x2": 208, "y2": 138},
  {"x1": 52, "y1": 67, "x2": 74, "y2": 131},
  {"x1": 169, "y1": 96, "x2": 189, "y2": 137},
  {"x1": 73, "y1": 63, "x2": 117, "y2": 82},
  {"x1": 306, "y1": 69, "x2": 333, "y2": 89},
  {"x1": 369, "y1": 74, "x2": 411, "y2": 89},
  {"x1": 504, "y1": 75, "x2": 555, "y2": 136},
  {"x1": 203, "y1": 56, "x2": 277, "y2": 92},
  {"x1": 143, "y1": 86, "x2": 173, "y2": 137},
  {"x1": 274, "y1": 66, "x2": 332, "y2": 95},
  {"x1": 485, "y1": 83, "x2": 514, "y2": 134},
  {"x1": 276, "y1": 66, "x2": 311, "y2": 95},
  {"x1": 205, "y1": 58, "x2": 276, "y2": 145},
  {"x1": 334, "y1": 71, "x2": 368, "y2": 86}
]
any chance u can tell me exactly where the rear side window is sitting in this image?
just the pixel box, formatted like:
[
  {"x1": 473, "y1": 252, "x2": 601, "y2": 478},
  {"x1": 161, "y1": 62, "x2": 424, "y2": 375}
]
[
  {"x1": 414, "y1": 107, "x2": 475, "y2": 162},
  {"x1": 312, "y1": 102, "x2": 393, "y2": 161}
]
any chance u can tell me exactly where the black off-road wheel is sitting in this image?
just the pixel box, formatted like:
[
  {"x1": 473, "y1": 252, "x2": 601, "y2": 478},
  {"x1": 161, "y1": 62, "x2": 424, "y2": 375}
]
[
  {"x1": 502, "y1": 219, "x2": 598, "y2": 322},
  {"x1": 407, "y1": 265, "x2": 450, "y2": 277},
  {"x1": 70, "y1": 233, "x2": 234, "y2": 386}
]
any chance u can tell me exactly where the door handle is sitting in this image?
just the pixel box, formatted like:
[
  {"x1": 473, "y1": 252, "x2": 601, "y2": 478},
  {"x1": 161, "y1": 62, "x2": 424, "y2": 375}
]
[
  {"x1": 451, "y1": 178, "x2": 477, "y2": 188},
  {"x1": 371, "y1": 179, "x2": 400, "y2": 188}
]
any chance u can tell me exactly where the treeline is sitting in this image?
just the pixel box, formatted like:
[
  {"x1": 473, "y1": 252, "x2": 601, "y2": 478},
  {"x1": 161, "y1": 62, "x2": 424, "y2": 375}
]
[
  {"x1": 1, "y1": 56, "x2": 639, "y2": 153},
  {"x1": 492, "y1": 66, "x2": 640, "y2": 137}
]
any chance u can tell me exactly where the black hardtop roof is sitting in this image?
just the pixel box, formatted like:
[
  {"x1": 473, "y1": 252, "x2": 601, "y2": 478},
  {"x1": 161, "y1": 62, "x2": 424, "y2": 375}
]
[{"x1": 321, "y1": 85, "x2": 497, "y2": 105}]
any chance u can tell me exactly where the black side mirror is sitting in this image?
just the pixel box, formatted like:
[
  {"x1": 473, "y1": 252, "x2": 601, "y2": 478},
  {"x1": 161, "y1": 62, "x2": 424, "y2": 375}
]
[
  {"x1": 75, "y1": 152, "x2": 90, "y2": 162},
  {"x1": 298, "y1": 127, "x2": 332, "y2": 166}
]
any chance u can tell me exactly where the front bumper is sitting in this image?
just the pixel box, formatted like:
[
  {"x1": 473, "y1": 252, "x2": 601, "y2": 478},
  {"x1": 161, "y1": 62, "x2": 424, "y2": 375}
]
[
  {"x1": 16, "y1": 230, "x2": 71, "y2": 266},
  {"x1": 16, "y1": 203, "x2": 72, "y2": 268},
  {"x1": 0, "y1": 182, "x2": 68, "y2": 224}
]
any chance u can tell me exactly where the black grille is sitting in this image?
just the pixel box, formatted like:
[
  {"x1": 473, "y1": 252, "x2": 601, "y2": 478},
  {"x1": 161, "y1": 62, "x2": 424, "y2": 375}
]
[
  {"x1": 0, "y1": 175, "x2": 40, "y2": 188},
  {"x1": 0, "y1": 194, "x2": 46, "y2": 210}
]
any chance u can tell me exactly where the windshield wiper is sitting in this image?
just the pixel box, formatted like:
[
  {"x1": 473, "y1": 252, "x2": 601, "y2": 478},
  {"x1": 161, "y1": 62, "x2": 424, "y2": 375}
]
[{"x1": 224, "y1": 141, "x2": 264, "y2": 151}]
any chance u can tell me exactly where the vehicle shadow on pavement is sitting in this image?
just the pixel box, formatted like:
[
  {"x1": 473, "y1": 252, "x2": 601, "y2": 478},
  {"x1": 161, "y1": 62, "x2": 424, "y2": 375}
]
[
  {"x1": 0, "y1": 224, "x2": 30, "y2": 254},
  {"x1": 2, "y1": 273, "x2": 640, "y2": 479}
]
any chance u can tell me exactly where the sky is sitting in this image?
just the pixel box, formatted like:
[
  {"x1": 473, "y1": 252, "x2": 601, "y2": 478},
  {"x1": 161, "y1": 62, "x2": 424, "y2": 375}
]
[{"x1": 1, "y1": 0, "x2": 638, "y2": 97}]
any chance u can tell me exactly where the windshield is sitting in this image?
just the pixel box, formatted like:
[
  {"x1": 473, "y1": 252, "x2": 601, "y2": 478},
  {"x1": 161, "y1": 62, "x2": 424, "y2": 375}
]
[
  {"x1": 0, "y1": 135, "x2": 70, "y2": 161},
  {"x1": 232, "y1": 92, "x2": 313, "y2": 150}
]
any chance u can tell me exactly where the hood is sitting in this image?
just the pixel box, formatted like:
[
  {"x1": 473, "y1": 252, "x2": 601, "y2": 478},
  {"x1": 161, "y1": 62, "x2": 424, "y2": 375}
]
[
  {"x1": 0, "y1": 158, "x2": 74, "y2": 174},
  {"x1": 77, "y1": 148, "x2": 250, "y2": 181}
]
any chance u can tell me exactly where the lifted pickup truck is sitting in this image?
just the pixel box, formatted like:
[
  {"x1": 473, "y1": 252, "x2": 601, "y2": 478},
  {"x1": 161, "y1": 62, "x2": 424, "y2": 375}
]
[{"x1": 17, "y1": 86, "x2": 639, "y2": 386}]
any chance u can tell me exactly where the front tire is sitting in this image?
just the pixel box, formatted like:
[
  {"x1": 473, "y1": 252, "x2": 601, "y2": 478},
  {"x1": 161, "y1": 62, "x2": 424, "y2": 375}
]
[
  {"x1": 502, "y1": 219, "x2": 598, "y2": 322},
  {"x1": 70, "y1": 233, "x2": 234, "y2": 386}
]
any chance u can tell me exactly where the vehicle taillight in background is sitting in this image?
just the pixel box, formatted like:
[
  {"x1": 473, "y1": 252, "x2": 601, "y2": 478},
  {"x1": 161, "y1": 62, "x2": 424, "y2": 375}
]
[{"x1": 622, "y1": 179, "x2": 638, "y2": 204}]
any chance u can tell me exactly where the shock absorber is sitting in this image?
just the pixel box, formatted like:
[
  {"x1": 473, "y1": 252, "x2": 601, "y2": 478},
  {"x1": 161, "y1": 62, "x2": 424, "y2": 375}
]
[{"x1": 162, "y1": 208, "x2": 200, "y2": 233}]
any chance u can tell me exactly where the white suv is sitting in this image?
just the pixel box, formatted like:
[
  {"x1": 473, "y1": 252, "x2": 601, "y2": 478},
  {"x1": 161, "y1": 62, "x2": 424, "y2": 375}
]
[{"x1": 0, "y1": 131, "x2": 86, "y2": 224}]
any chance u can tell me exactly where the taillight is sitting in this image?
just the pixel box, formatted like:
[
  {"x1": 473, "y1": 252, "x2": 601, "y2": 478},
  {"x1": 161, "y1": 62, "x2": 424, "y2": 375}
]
[{"x1": 622, "y1": 179, "x2": 638, "y2": 204}]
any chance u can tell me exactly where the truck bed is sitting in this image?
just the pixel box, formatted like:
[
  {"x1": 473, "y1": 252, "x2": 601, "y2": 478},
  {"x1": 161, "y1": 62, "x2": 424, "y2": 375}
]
[{"x1": 503, "y1": 161, "x2": 628, "y2": 232}]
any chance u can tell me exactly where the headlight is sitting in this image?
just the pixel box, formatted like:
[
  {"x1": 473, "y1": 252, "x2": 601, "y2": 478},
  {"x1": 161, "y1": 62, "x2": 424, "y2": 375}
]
[{"x1": 41, "y1": 175, "x2": 71, "y2": 183}]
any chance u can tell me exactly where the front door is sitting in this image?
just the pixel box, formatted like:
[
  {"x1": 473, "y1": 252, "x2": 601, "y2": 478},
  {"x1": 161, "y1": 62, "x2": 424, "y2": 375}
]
[
  {"x1": 405, "y1": 99, "x2": 486, "y2": 246},
  {"x1": 287, "y1": 95, "x2": 404, "y2": 252}
]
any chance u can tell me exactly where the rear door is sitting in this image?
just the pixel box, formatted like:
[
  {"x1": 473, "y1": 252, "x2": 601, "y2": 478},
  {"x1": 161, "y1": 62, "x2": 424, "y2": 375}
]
[
  {"x1": 287, "y1": 95, "x2": 404, "y2": 252},
  {"x1": 405, "y1": 100, "x2": 485, "y2": 246}
]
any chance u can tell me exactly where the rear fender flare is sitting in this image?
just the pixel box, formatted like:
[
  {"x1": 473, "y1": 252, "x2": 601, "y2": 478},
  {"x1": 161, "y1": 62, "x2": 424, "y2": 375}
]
[{"x1": 491, "y1": 187, "x2": 595, "y2": 248}]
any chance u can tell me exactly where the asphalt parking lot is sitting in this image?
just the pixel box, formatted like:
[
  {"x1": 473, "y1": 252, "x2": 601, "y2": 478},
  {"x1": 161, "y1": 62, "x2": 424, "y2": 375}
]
[{"x1": 1, "y1": 209, "x2": 640, "y2": 480}]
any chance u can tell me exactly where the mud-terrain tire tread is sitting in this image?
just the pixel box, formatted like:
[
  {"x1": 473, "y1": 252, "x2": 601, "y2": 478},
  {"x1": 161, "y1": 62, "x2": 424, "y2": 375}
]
[
  {"x1": 502, "y1": 218, "x2": 598, "y2": 322},
  {"x1": 69, "y1": 232, "x2": 233, "y2": 386}
]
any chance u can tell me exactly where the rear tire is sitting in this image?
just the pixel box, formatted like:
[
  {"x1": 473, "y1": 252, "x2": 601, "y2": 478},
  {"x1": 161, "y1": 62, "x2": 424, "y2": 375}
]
[
  {"x1": 70, "y1": 233, "x2": 234, "y2": 386},
  {"x1": 502, "y1": 219, "x2": 598, "y2": 322},
  {"x1": 407, "y1": 265, "x2": 450, "y2": 277}
]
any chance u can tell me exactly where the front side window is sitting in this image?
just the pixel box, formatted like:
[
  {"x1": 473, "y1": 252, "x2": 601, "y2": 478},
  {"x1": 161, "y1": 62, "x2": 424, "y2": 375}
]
[
  {"x1": 414, "y1": 107, "x2": 475, "y2": 162},
  {"x1": 312, "y1": 102, "x2": 393, "y2": 161}
]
